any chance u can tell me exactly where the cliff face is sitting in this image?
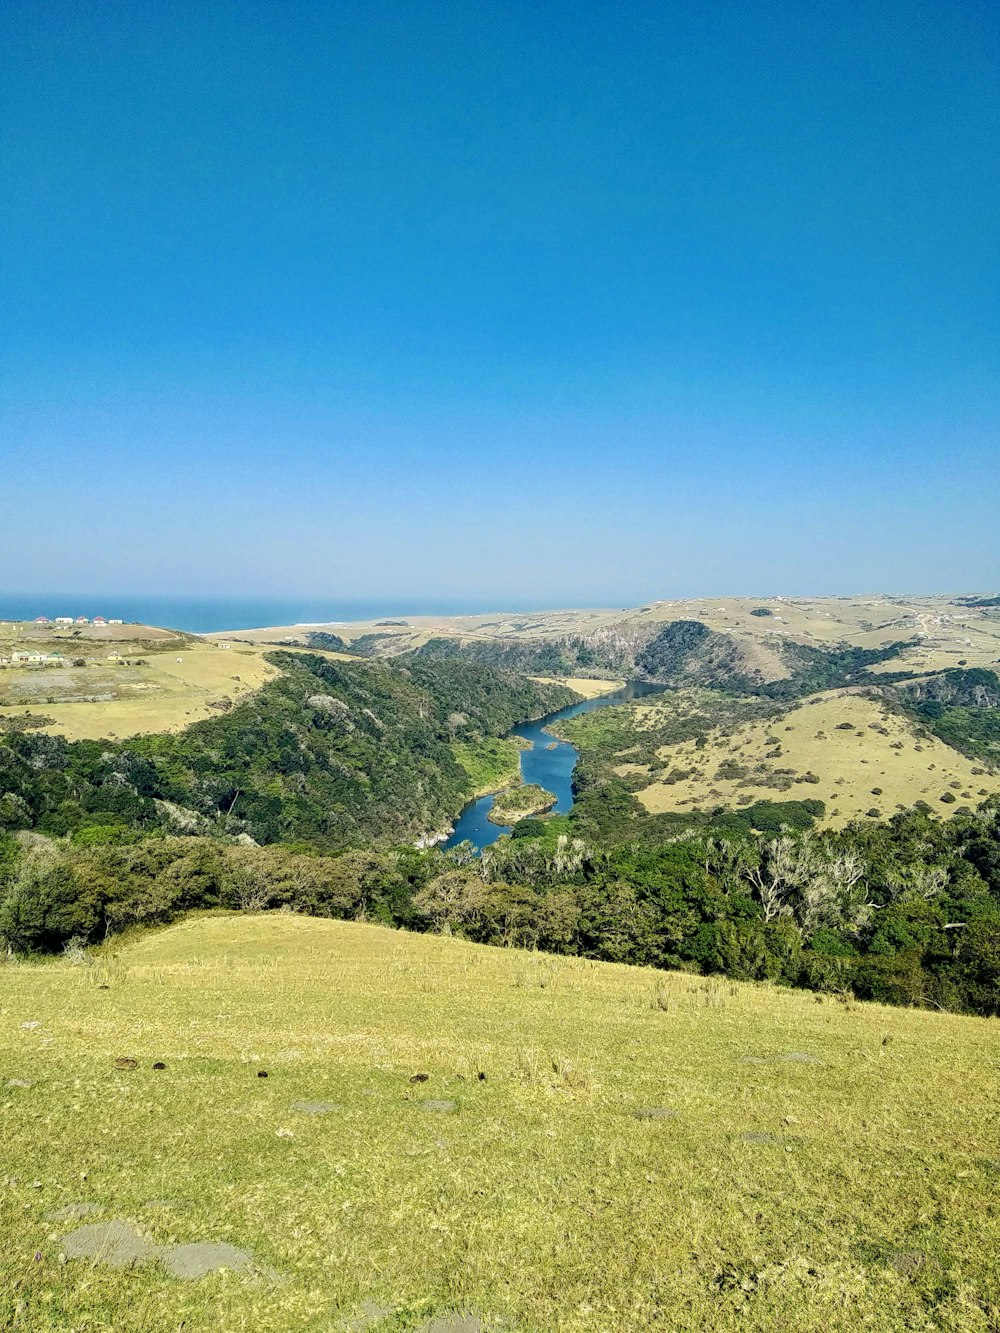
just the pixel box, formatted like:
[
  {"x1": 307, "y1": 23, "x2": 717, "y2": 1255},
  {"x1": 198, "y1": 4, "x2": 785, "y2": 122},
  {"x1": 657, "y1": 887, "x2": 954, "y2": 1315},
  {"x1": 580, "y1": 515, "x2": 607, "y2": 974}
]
[
  {"x1": 635, "y1": 620, "x2": 777, "y2": 690},
  {"x1": 898, "y1": 668, "x2": 1000, "y2": 710}
]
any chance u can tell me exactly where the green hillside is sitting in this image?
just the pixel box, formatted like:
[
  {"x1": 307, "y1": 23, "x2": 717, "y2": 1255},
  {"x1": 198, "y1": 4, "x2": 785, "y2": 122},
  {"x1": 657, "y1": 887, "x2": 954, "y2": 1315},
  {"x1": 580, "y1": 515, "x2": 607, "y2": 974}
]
[{"x1": 0, "y1": 654, "x2": 575, "y2": 851}]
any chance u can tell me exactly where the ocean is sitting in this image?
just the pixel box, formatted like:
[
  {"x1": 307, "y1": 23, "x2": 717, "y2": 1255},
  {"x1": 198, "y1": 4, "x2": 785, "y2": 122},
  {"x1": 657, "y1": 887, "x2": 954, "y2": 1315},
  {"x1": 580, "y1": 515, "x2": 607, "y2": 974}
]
[{"x1": 0, "y1": 594, "x2": 597, "y2": 635}]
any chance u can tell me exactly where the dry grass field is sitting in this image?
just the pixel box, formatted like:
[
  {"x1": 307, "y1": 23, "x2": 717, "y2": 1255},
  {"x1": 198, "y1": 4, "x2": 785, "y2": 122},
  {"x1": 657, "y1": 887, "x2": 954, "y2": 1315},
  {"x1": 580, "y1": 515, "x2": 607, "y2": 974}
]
[
  {"x1": 1, "y1": 913, "x2": 998, "y2": 1332},
  {"x1": 210, "y1": 595, "x2": 1000, "y2": 670},
  {"x1": 631, "y1": 690, "x2": 1000, "y2": 828},
  {"x1": 529, "y1": 677, "x2": 624, "y2": 699},
  {"x1": 0, "y1": 644, "x2": 279, "y2": 741}
]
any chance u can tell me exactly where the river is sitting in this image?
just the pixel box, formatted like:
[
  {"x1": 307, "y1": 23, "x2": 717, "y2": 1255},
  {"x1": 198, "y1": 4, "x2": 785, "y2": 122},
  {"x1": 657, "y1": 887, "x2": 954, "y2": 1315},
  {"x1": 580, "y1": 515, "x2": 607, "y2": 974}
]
[{"x1": 441, "y1": 680, "x2": 665, "y2": 852}]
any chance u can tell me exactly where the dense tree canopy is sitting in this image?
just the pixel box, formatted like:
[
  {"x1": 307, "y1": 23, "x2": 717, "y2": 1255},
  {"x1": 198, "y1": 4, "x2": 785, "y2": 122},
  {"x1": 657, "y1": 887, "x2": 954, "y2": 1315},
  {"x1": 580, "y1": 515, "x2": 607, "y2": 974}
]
[{"x1": 0, "y1": 654, "x2": 574, "y2": 851}]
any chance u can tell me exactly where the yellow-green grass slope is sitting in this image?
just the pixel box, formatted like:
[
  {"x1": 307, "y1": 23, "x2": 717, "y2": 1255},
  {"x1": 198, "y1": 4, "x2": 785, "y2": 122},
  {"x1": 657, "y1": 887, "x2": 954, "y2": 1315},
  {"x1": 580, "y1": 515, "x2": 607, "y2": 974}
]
[
  {"x1": 628, "y1": 690, "x2": 1000, "y2": 829},
  {"x1": 0, "y1": 644, "x2": 280, "y2": 741},
  {"x1": 1, "y1": 914, "x2": 998, "y2": 1332}
]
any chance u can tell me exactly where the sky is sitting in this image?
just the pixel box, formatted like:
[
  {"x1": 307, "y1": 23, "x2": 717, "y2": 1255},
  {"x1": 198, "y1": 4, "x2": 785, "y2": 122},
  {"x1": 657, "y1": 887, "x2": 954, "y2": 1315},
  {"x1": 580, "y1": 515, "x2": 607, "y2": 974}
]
[{"x1": 2, "y1": 0, "x2": 998, "y2": 606}]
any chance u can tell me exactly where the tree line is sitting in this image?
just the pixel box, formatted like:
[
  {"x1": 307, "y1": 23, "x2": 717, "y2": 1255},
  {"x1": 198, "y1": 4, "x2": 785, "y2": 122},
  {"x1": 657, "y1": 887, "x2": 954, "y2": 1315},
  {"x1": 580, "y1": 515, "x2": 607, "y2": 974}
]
[{"x1": 2, "y1": 798, "x2": 997, "y2": 1016}]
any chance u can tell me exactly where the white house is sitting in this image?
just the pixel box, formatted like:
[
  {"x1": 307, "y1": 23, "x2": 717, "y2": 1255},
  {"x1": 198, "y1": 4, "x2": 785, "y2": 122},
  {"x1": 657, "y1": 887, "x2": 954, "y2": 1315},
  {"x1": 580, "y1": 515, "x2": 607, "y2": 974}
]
[
  {"x1": 34, "y1": 616, "x2": 51, "y2": 624},
  {"x1": 75, "y1": 616, "x2": 89, "y2": 624},
  {"x1": 93, "y1": 616, "x2": 108, "y2": 626},
  {"x1": 55, "y1": 616, "x2": 73, "y2": 625},
  {"x1": 109, "y1": 619, "x2": 124, "y2": 625}
]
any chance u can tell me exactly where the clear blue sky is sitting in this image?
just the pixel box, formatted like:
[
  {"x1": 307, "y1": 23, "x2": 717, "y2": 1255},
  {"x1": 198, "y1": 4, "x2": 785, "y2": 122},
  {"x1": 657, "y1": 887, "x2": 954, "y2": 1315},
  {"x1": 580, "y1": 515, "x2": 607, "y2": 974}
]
[{"x1": 2, "y1": 0, "x2": 998, "y2": 604}]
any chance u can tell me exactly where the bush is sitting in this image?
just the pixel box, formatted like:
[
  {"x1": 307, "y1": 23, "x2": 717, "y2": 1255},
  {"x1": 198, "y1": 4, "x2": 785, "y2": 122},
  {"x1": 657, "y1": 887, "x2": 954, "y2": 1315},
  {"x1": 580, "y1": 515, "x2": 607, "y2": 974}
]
[
  {"x1": 853, "y1": 950, "x2": 927, "y2": 1007},
  {"x1": 0, "y1": 853, "x2": 99, "y2": 953}
]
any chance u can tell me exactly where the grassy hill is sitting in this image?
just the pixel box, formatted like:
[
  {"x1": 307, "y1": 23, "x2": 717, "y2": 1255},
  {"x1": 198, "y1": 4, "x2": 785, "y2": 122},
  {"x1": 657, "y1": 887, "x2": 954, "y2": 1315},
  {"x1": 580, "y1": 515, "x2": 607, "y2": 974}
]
[
  {"x1": 1, "y1": 913, "x2": 997, "y2": 1332},
  {"x1": 214, "y1": 593, "x2": 1000, "y2": 682},
  {"x1": 0, "y1": 622, "x2": 280, "y2": 741},
  {"x1": 620, "y1": 689, "x2": 1000, "y2": 828}
]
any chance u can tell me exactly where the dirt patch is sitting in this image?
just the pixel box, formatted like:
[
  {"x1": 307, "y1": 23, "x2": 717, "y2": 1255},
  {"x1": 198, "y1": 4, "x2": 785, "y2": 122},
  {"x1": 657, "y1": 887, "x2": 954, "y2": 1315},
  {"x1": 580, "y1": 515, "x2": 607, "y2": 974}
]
[
  {"x1": 889, "y1": 1250, "x2": 932, "y2": 1279},
  {"x1": 420, "y1": 1099, "x2": 457, "y2": 1113}
]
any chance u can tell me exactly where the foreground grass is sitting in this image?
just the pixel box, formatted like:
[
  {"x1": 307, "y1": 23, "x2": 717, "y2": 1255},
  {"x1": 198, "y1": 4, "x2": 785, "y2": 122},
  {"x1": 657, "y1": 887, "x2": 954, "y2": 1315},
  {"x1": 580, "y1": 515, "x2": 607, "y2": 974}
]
[{"x1": 1, "y1": 914, "x2": 998, "y2": 1332}]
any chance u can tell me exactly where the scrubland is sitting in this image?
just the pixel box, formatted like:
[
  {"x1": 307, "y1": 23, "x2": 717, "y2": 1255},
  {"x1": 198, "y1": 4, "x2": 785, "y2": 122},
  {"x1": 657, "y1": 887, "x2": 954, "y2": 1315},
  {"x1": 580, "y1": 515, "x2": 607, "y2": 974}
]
[{"x1": 631, "y1": 690, "x2": 1000, "y2": 827}]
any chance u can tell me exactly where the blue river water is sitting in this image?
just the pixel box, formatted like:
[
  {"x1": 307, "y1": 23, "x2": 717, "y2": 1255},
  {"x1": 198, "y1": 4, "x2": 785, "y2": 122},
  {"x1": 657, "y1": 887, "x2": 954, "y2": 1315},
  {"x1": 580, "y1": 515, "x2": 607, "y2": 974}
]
[{"x1": 442, "y1": 680, "x2": 665, "y2": 852}]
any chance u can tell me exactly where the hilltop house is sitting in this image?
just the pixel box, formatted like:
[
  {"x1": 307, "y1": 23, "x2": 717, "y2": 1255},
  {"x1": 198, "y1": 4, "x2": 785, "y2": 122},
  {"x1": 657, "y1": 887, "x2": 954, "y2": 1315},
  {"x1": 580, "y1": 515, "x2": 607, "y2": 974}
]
[
  {"x1": 7, "y1": 650, "x2": 63, "y2": 665},
  {"x1": 93, "y1": 616, "x2": 108, "y2": 626},
  {"x1": 75, "y1": 616, "x2": 89, "y2": 624},
  {"x1": 34, "y1": 616, "x2": 51, "y2": 624},
  {"x1": 55, "y1": 617, "x2": 73, "y2": 624}
]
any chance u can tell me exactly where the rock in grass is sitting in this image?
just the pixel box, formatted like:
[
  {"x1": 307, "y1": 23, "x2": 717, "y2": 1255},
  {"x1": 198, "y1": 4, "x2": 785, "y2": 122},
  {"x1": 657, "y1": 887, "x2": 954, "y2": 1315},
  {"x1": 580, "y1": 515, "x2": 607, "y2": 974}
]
[
  {"x1": 160, "y1": 1240, "x2": 267, "y2": 1281},
  {"x1": 343, "y1": 1300, "x2": 396, "y2": 1330},
  {"x1": 61, "y1": 1220, "x2": 155, "y2": 1269},
  {"x1": 61, "y1": 1220, "x2": 281, "y2": 1281},
  {"x1": 417, "y1": 1316, "x2": 485, "y2": 1333}
]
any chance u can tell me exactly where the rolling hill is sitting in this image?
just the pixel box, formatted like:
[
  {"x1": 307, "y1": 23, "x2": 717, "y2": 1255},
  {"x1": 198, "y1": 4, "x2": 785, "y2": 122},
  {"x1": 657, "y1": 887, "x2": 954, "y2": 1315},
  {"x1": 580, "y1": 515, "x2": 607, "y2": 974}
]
[{"x1": 2, "y1": 912, "x2": 997, "y2": 1333}]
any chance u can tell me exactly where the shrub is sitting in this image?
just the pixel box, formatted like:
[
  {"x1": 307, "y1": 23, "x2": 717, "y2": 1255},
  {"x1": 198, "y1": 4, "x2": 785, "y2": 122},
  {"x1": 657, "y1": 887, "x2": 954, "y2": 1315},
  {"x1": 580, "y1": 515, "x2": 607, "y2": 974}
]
[{"x1": 0, "y1": 853, "x2": 99, "y2": 953}]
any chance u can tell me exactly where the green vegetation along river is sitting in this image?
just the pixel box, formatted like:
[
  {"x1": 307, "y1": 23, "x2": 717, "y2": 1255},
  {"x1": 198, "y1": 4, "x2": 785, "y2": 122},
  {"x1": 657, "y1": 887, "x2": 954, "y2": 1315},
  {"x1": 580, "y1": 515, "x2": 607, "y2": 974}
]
[{"x1": 442, "y1": 680, "x2": 665, "y2": 851}]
